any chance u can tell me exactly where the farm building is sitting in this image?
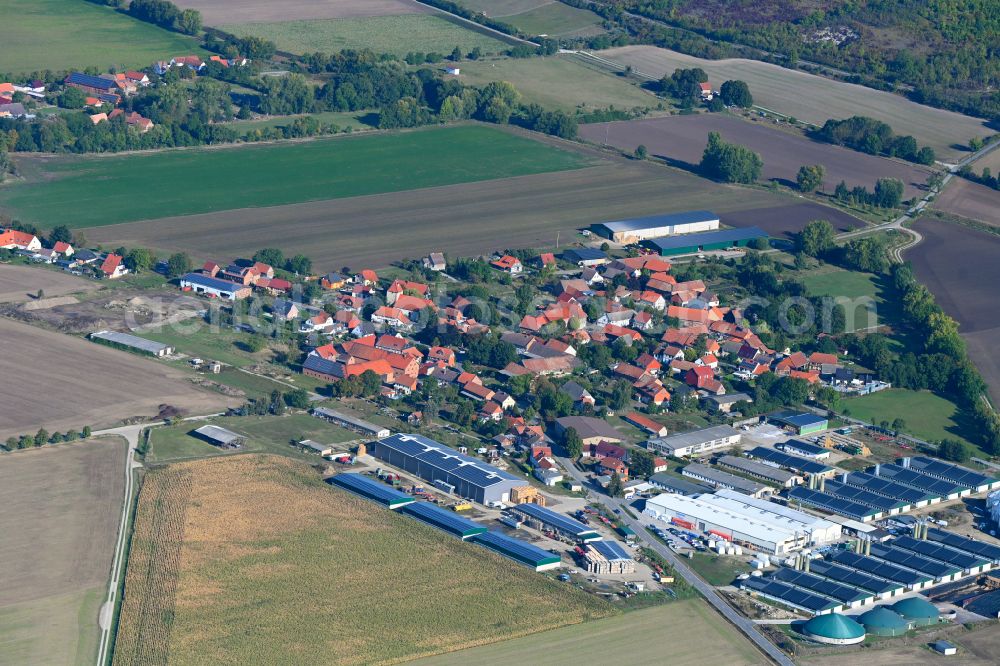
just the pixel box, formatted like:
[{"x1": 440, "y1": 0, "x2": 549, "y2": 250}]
[
  {"x1": 89, "y1": 330, "x2": 174, "y2": 357},
  {"x1": 648, "y1": 473, "x2": 714, "y2": 496},
  {"x1": 644, "y1": 491, "x2": 833, "y2": 554},
  {"x1": 471, "y1": 531, "x2": 562, "y2": 571},
  {"x1": 584, "y1": 540, "x2": 635, "y2": 574},
  {"x1": 401, "y1": 502, "x2": 487, "y2": 539},
  {"x1": 510, "y1": 503, "x2": 600, "y2": 542},
  {"x1": 312, "y1": 407, "x2": 390, "y2": 439},
  {"x1": 788, "y1": 485, "x2": 882, "y2": 522},
  {"x1": 746, "y1": 446, "x2": 837, "y2": 479},
  {"x1": 561, "y1": 248, "x2": 609, "y2": 267},
  {"x1": 553, "y1": 416, "x2": 623, "y2": 446},
  {"x1": 771, "y1": 412, "x2": 829, "y2": 437},
  {"x1": 647, "y1": 424, "x2": 741, "y2": 458},
  {"x1": 299, "y1": 440, "x2": 334, "y2": 456},
  {"x1": 371, "y1": 433, "x2": 527, "y2": 505},
  {"x1": 643, "y1": 226, "x2": 767, "y2": 257},
  {"x1": 179, "y1": 272, "x2": 251, "y2": 300},
  {"x1": 741, "y1": 576, "x2": 841, "y2": 615},
  {"x1": 328, "y1": 473, "x2": 415, "y2": 509},
  {"x1": 717, "y1": 455, "x2": 802, "y2": 488},
  {"x1": 904, "y1": 456, "x2": 1000, "y2": 493},
  {"x1": 193, "y1": 425, "x2": 245, "y2": 449},
  {"x1": 808, "y1": 560, "x2": 905, "y2": 600},
  {"x1": 594, "y1": 210, "x2": 720, "y2": 244},
  {"x1": 682, "y1": 462, "x2": 771, "y2": 497},
  {"x1": 872, "y1": 462, "x2": 969, "y2": 501},
  {"x1": 712, "y1": 489, "x2": 842, "y2": 544}
]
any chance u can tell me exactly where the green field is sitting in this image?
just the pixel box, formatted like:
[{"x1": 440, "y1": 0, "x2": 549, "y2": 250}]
[
  {"x1": 220, "y1": 15, "x2": 512, "y2": 57},
  {"x1": 686, "y1": 553, "x2": 750, "y2": 586},
  {"x1": 502, "y1": 2, "x2": 605, "y2": 37},
  {"x1": 455, "y1": 55, "x2": 660, "y2": 113},
  {"x1": 411, "y1": 599, "x2": 765, "y2": 665},
  {"x1": 0, "y1": 0, "x2": 207, "y2": 74},
  {"x1": 797, "y1": 264, "x2": 895, "y2": 332},
  {"x1": 228, "y1": 110, "x2": 378, "y2": 136},
  {"x1": 0, "y1": 125, "x2": 589, "y2": 229},
  {"x1": 113, "y1": 455, "x2": 613, "y2": 665},
  {"x1": 841, "y1": 389, "x2": 976, "y2": 449},
  {"x1": 146, "y1": 414, "x2": 359, "y2": 464}
]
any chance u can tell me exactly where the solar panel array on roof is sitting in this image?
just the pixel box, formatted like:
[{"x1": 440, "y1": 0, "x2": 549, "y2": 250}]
[
  {"x1": 844, "y1": 472, "x2": 936, "y2": 504},
  {"x1": 747, "y1": 446, "x2": 833, "y2": 475},
  {"x1": 809, "y1": 560, "x2": 903, "y2": 595},
  {"x1": 329, "y1": 474, "x2": 414, "y2": 508},
  {"x1": 927, "y1": 528, "x2": 1000, "y2": 563},
  {"x1": 829, "y1": 550, "x2": 930, "y2": 587},
  {"x1": 472, "y1": 531, "x2": 561, "y2": 568},
  {"x1": 512, "y1": 503, "x2": 599, "y2": 538},
  {"x1": 787, "y1": 486, "x2": 878, "y2": 521},
  {"x1": 823, "y1": 480, "x2": 908, "y2": 512},
  {"x1": 908, "y1": 457, "x2": 998, "y2": 489},
  {"x1": 869, "y1": 542, "x2": 960, "y2": 579},
  {"x1": 590, "y1": 539, "x2": 633, "y2": 562},
  {"x1": 401, "y1": 501, "x2": 488, "y2": 538},
  {"x1": 742, "y1": 577, "x2": 839, "y2": 612},
  {"x1": 773, "y1": 568, "x2": 871, "y2": 604},
  {"x1": 892, "y1": 536, "x2": 987, "y2": 570},
  {"x1": 875, "y1": 464, "x2": 964, "y2": 496}
]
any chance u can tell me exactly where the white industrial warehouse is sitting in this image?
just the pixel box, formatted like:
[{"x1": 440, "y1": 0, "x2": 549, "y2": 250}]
[
  {"x1": 593, "y1": 210, "x2": 720, "y2": 244},
  {"x1": 644, "y1": 489, "x2": 842, "y2": 554}
]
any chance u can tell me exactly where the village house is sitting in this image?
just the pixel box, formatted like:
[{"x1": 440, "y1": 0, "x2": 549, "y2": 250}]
[
  {"x1": 491, "y1": 255, "x2": 523, "y2": 274},
  {"x1": 0, "y1": 229, "x2": 42, "y2": 251},
  {"x1": 100, "y1": 253, "x2": 128, "y2": 279}
]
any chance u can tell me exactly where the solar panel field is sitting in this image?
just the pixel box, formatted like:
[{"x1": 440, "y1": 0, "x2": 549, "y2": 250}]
[{"x1": 113, "y1": 455, "x2": 613, "y2": 665}]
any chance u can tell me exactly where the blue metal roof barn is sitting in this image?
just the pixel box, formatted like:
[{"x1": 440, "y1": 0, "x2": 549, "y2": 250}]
[
  {"x1": 328, "y1": 473, "x2": 415, "y2": 509},
  {"x1": 471, "y1": 531, "x2": 562, "y2": 571},
  {"x1": 401, "y1": 502, "x2": 487, "y2": 539}
]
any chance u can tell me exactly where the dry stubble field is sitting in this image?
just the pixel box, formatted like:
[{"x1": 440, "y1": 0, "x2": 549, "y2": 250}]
[
  {"x1": 0, "y1": 318, "x2": 238, "y2": 439},
  {"x1": 175, "y1": 0, "x2": 428, "y2": 24},
  {"x1": 0, "y1": 264, "x2": 98, "y2": 304},
  {"x1": 82, "y1": 155, "x2": 827, "y2": 269},
  {"x1": 596, "y1": 45, "x2": 993, "y2": 161},
  {"x1": 0, "y1": 438, "x2": 125, "y2": 665},
  {"x1": 113, "y1": 455, "x2": 613, "y2": 665},
  {"x1": 579, "y1": 114, "x2": 932, "y2": 199}
]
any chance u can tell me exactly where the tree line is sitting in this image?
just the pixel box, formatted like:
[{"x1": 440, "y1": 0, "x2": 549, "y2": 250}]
[
  {"x1": 4, "y1": 426, "x2": 92, "y2": 451},
  {"x1": 813, "y1": 116, "x2": 935, "y2": 165}
]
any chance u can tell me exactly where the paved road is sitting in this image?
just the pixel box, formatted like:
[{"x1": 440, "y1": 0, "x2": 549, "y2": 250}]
[{"x1": 555, "y1": 456, "x2": 794, "y2": 666}]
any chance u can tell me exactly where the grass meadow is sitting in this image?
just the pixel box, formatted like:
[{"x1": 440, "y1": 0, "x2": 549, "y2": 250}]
[
  {"x1": 501, "y1": 2, "x2": 605, "y2": 37},
  {"x1": 113, "y1": 456, "x2": 613, "y2": 665},
  {"x1": 410, "y1": 598, "x2": 765, "y2": 666},
  {"x1": 841, "y1": 389, "x2": 977, "y2": 450},
  {"x1": 0, "y1": 125, "x2": 590, "y2": 228},
  {"x1": 219, "y1": 15, "x2": 512, "y2": 57},
  {"x1": 455, "y1": 55, "x2": 660, "y2": 112},
  {"x1": 0, "y1": 0, "x2": 207, "y2": 74}
]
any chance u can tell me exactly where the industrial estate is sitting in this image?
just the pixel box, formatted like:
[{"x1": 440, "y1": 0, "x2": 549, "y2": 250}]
[{"x1": 2, "y1": 0, "x2": 1000, "y2": 665}]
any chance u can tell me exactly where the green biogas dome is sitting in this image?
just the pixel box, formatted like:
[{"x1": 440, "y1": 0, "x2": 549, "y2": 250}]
[
  {"x1": 891, "y1": 597, "x2": 940, "y2": 626},
  {"x1": 858, "y1": 607, "x2": 911, "y2": 636},
  {"x1": 802, "y1": 613, "x2": 866, "y2": 645}
]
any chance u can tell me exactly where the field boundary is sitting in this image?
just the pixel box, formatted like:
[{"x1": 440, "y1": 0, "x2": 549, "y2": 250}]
[{"x1": 414, "y1": 0, "x2": 538, "y2": 45}]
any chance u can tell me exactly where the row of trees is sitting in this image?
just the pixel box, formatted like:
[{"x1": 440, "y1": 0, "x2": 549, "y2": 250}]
[
  {"x1": 4, "y1": 426, "x2": 92, "y2": 451},
  {"x1": 833, "y1": 178, "x2": 905, "y2": 208},
  {"x1": 813, "y1": 116, "x2": 935, "y2": 165}
]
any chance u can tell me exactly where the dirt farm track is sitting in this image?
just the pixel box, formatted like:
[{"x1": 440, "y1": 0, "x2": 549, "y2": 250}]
[
  {"x1": 579, "y1": 115, "x2": 932, "y2": 199},
  {"x1": 82, "y1": 159, "x2": 862, "y2": 269},
  {"x1": 0, "y1": 318, "x2": 238, "y2": 440},
  {"x1": 175, "y1": 0, "x2": 428, "y2": 24},
  {"x1": 905, "y1": 218, "x2": 1000, "y2": 404}
]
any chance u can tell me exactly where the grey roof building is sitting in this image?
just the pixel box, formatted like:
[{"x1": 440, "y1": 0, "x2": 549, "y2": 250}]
[
  {"x1": 371, "y1": 433, "x2": 527, "y2": 505},
  {"x1": 717, "y1": 455, "x2": 801, "y2": 488},
  {"x1": 647, "y1": 424, "x2": 741, "y2": 457},
  {"x1": 682, "y1": 462, "x2": 771, "y2": 497},
  {"x1": 90, "y1": 330, "x2": 174, "y2": 357}
]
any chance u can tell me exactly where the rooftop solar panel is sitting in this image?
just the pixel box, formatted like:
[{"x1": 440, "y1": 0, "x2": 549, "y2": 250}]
[
  {"x1": 809, "y1": 560, "x2": 902, "y2": 594},
  {"x1": 844, "y1": 472, "x2": 935, "y2": 504},
  {"x1": 869, "y1": 543, "x2": 959, "y2": 578},
  {"x1": 472, "y1": 531, "x2": 561, "y2": 566},
  {"x1": 787, "y1": 487, "x2": 878, "y2": 521},
  {"x1": 379, "y1": 436, "x2": 424, "y2": 457},
  {"x1": 909, "y1": 457, "x2": 997, "y2": 488},
  {"x1": 892, "y1": 536, "x2": 987, "y2": 569},
  {"x1": 401, "y1": 501, "x2": 487, "y2": 538},
  {"x1": 512, "y1": 503, "x2": 596, "y2": 536},
  {"x1": 876, "y1": 465, "x2": 964, "y2": 496},
  {"x1": 329, "y1": 474, "x2": 414, "y2": 507},
  {"x1": 927, "y1": 528, "x2": 1000, "y2": 562},
  {"x1": 773, "y1": 568, "x2": 871, "y2": 603},
  {"x1": 829, "y1": 550, "x2": 930, "y2": 586},
  {"x1": 590, "y1": 539, "x2": 633, "y2": 562},
  {"x1": 824, "y1": 480, "x2": 908, "y2": 512},
  {"x1": 747, "y1": 447, "x2": 833, "y2": 475},
  {"x1": 742, "y1": 577, "x2": 839, "y2": 611}
]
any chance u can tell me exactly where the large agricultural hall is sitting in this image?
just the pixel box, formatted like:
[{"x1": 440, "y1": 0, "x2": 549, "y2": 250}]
[{"x1": 593, "y1": 210, "x2": 720, "y2": 244}]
